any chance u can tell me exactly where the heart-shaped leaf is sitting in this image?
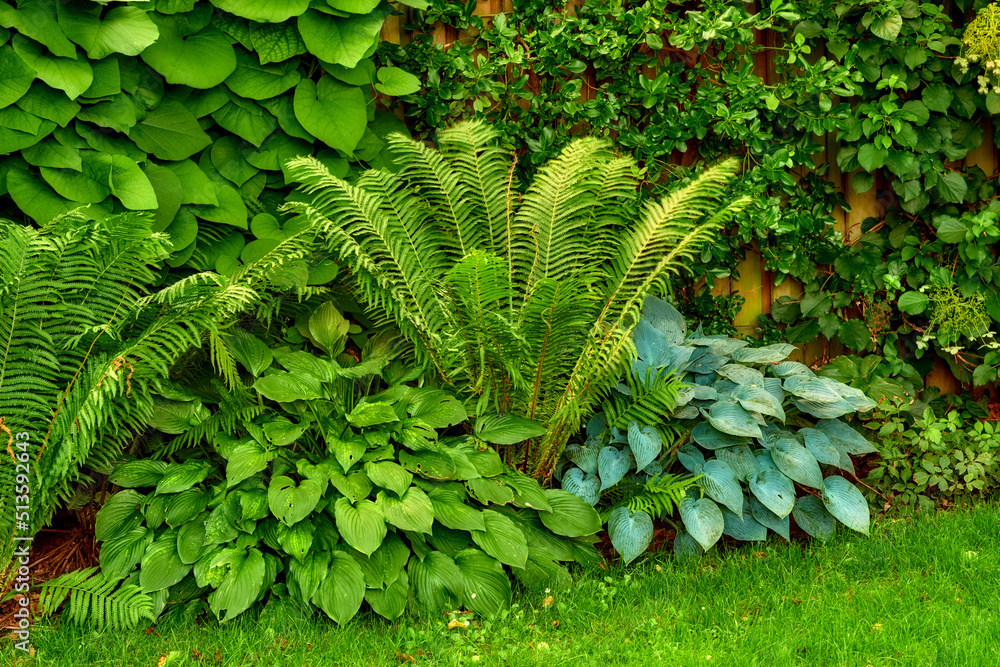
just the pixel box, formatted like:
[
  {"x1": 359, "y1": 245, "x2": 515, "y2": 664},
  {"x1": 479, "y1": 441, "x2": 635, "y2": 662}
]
[
  {"x1": 597, "y1": 446, "x2": 632, "y2": 491},
  {"x1": 721, "y1": 500, "x2": 766, "y2": 541},
  {"x1": 268, "y1": 475, "x2": 322, "y2": 526},
  {"x1": 691, "y1": 422, "x2": 749, "y2": 449},
  {"x1": 816, "y1": 419, "x2": 877, "y2": 455},
  {"x1": 715, "y1": 444, "x2": 760, "y2": 481},
  {"x1": 563, "y1": 442, "x2": 600, "y2": 474},
  {"x1": 800, "y1": 428, "x2": 840, "y2": 467},
  {"x1": 607, "y1": 508, "x2": 654, "y2": 564},
  {"x1": 627, "y1": 421, "x2": 662, "y2": 472},
  {"x1": 748, "y1": 493, "x2": 789, "y2": 540},
  {"x1": 334, "y1": 497, "x2": 386, "y2": 556},
  {"x1": 561, "y1": 468, "x2": 601, "y2": 506},
  {"x1": 677, "y1": 444, "x2": 705, "y2": 472},
  {"x1": 706, "y1": 400, "x2": 763, "y2": 439},
  {"x1": 697, "y1": 459, "x2": 744, "y2": 516},
  {"x1": 734, "y1": 384, "x2": 785, "y2": 422},
  {"x1": 679, "y1": 496, "x2": 724, "y2": 551}
]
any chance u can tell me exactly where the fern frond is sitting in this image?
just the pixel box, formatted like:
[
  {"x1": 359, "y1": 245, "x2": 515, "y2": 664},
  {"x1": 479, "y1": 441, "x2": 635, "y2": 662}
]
[
  {"x1": 601, "y1": 473, "x2": 699, "y2": 521},
  {"x1": 602, "y1": 369, "x2": 684, "y2": 430},
  {"x1": 36, "y1": 567, "x2": 155, "y2": 631}
]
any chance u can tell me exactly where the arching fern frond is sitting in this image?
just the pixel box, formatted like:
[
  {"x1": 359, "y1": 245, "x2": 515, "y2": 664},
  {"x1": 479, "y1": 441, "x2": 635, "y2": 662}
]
[{"x1": 36, "y1": 567, "x2": 155, "y2": 632}]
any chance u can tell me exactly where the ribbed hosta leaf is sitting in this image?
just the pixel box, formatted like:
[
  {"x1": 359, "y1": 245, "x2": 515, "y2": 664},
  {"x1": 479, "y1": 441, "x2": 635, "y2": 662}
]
[
  {"x1": 800, "y1": 428, "x2": 840, "y2": 467},
  {"x1": 833, "y1": 442, "x2": 856, "y2": 475},
  {"x1": 821, "y1": 378, "x2": 877, "y2": 412},
  {"x1": 762, "y1": 377, "x2": 785, "y2": 406},
  {"x1": 770, "y1": 438, "x2": 824, "y2": 489},
  {"x1": 792, "y1": 495, "x2": 838, "y2": 542},
  {"x1": 563, "y1": 442, "x2": 600, "y2": 474},
  {"x1": 755, "y1": 449, "x2": 778, "y2": 472},
  {"x1": 749, "y1": 493, "x2": 789, "y2": 540},
  {"x1": 791, "y1": 397, "x2": 855, "y2": 419},
  {"x1": 673, "y1": 530, "x2": 704, "y2": 559},
  {"x1": 716, "y1": 364, "x2": 765, "y2": 385},
  {"x1": 643, "y1": 296, "x2": 686, "y2": 343},
  {"x1": 730, "y1": 343, "x2": 796, "y2": 364},
  {"x1": 734, "y1": 384, "x2": 785, "y2": 422},
  {"x1": 598, "y1": 446, "x2": 633, "y2": 491},
  {"x1": 692, "y1": 422, "x2": 749, "y2": 449},
  {"x1": 706, "y1": 400, "x2": 762, "y2": 439},
  {"x1": 783, "y1": 375, "x2": 843, "y2": 403},
  {"x1": 676, "y1": 384, "x2": 718, "y2": 406},
  {"x1": 815, "y1": 419, "x2": 877, "y2": 454},
  {"x1": 722, "y1": 500, "x2": 767, "y2": 541},
  {"x1": 696, "y1": 460, "x2": 743, "y2": 515},
  {"x1": 627, "y1": 421, "x2": 662, "y2": 471},
  {"x1": 771, "y1": 361, "x2": 814, "y2": 377},
  {"x1": 562, "y1": 467, "x2": 601, "y2": 506},
  {"x1": 748, "y1": 468, "x2": 795, "y2": 518},
  {"x1": 677, "y1": 444, "x2": 706, "y2": 472},
  {"x1": 822, "y1": 476, "x2": 870, "y2": 535},
  {"x1": 715, "y1": 444, "x2": 760, "y2": 481},
  {"x1": 679, "y1": 496, "x2": 724, "y2": 551},
  {"x1": 607, "y1": 508, "x2": 654, "y2": 564}
]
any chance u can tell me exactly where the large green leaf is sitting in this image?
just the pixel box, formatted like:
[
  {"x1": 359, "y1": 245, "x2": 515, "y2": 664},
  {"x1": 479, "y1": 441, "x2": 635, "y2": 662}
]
[
  {"x1": 292, "y1": 77, "x2": 366, "y2": 154},
  {"x1": 474, "y1": 413, "x2": 547, "y2": 445},
  {"x1": 770, "y1": 438, "x2": 824, "y2": 489},
  {"x1": 334, "y1": 497, "x2": 386, "y2": 556},
  {"x1": 706, "y1": 400, "x2": 763, "y2": 439},
  {"x1": 815, "y1": 419, "x2": 877, "y2": 455},
  {"x1": 792, "y1": 495, "x2": 838, "y2": 542},
  {"x1": 697, "y1": 459, "x2": 744, "y2": 515},
  {"x1": 268, "y1": 475, "x2": 322, "y2": 526},
  {"x1": 141, "y1": 19, "x2": 237, "y2": 89},
  {"x1": 470, "y1": 511, "x2": 528, "y2": 568},
  {"x1": 783, "y1": 375, "x2": 842, "y2": 403},
  {"x1": 597, "y1": 446, "x2": 631, "y2": 491},
  {"x1": 250, "y1": 21, "x2": 308, "y2": 64},
  {"x1": 347, "y1": 401, "x2": 399, "y2": 427},
  {"x1": 366, "y1": 570, "x2": 409, "y2": 620},
  {"x1": 721, "y1": 500, "x2": 766, "y2": 542},
  {"x1": 210, "y1": 0, "x2": 310, "y2": 22},
  {"x1": 297, "y1": 9, "x2": 385, "y2": 69},
  {"x1": 99, "y1": 526, "x2": 152, "y2": 580},
  {"x1": 0, "y1": 3, "x2": 77, "y2": 58},
  {"x1": 208, "y1": 548, "x2": 265, "y2": 621},
  {"x1": 57, "y1": 4, "x2": 159, "y2": 60},
  {"x1": 800, "y1": 428, "x2": 840, "y2": 467},
  {"x1": 313, "y1": 551, "x2": 365, "y2": 624},
  {"x1": 225, "y1": 47, "x2": 301, "y2": 99},
  {"x1": 691, "y1": 422, "x2": 749, "y2": 449},
  {"x1": 679, "y1": 496, "x2": 724, "y2": 551},
  {"x1": 560, "y1": 468, "x2": 601, "y2": 506},
  {"x1": 539, "y1": 490, "x2": 601, "y2": 537},
  {"x1": 211, "y1": 94, "x2": 278, "y2": 147},
  {"x1": 376, "y1": 488, "x2": 434, "y2": 534},
  {"x1": 129, "y1": 100, "x2": 212, "y2": 160},
  {"x1": 139, "y1": 532, "x2": 191, "y2": 592},
  {"x1": 276, "y1": 520, "x2": 315, "y2": 562},
  {"x1": 748, "y1": 468, "x2": 795, "y2": 519},
  {"x1": 156, "y1": 461, "x2": 212, "y2": 494},
  {"x1": 730, "y1": 344, "x2": 796, "y2": 364},
  {"x1": 0, "y1": 44, "x2": 40, "y2": 108},
  {"x1": 428, "y1": 487, "x2": 485, "y2": 532},
  {"x1": 454, "y1": 548, "x2": 511, "y2": 618},
  {"x1": 822, "y1": 476, "x2": 870, "y2": 535},
  {"x1": 734, "y1": 384, "x2": 785, "y2": 422},
  {"x1": 95, "y1": 490, "x2": 145, "y2": 542},
  {"x1": 107, "y1": 460, "x2": 168, "y2": 488},
  {"x1": 364, "y1": 461, "x2": 412, "y2": 497},
  {"x1": 374, "y1": 67, "x2": 421, "y2": 96},
  {"x1": 252, "y1": 371, "x2": 323, "y2": 402},
  {"x1": 165, "y1": 489, "x2": 210, "y2": 527},
  {"x1": 225, "y1": 441, "x2": 274, "y2": 488},
  {"x1": 607, "y1": 507, "x2": 653, "y2": 564},
  {"x1": 714, "y1": 444, "x2": 759, "y2": 481},
  {"x1": 408, "y1": 551, "x2": 463, "y2": 612},
  {"x1": 627, "y1": 422, "x2": 662, "y2": 471},
  {"x1": 177, "y1": 520, "x2": 207, "y2": 565},
  {"x1": 748, "y1": 493, "x2": 789, "y2": 540}
]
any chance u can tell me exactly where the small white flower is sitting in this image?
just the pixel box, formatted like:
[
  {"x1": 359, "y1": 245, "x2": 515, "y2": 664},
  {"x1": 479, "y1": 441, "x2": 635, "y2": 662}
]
[
  {"x1": 980, "y1": 86, "x2": 989, "y2": 94},
  {"x1": 471, "y1": 593, "x2": 477, "y2": 598},
  {"x1": 978, "y1": 75, "x2": 988, "y2": 85},
  {"x1": 970, "y1": 53, "x2": 980, "y2": 63},
  {"x1": 545, "y1": 588, "x2": 551, "y2": 594},
  {"x1": 701, "y1": 606, "x2": 706, "y2": 610},
  {"x1": 464, "y1": 620, "x2": 470, "y2": 627}
]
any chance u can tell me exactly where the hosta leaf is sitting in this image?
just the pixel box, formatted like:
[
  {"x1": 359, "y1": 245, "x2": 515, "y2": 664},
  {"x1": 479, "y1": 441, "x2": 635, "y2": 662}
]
[
  {"x1": 748, "y1": 493, "x2": 789, "y2": 540},
  {"x1": 561, "y1": 467, "x2": 602, "y2": 506},
  {"x1": 822, "y1": 476, "x2": 870, "y2": 535},
  {"x1": 815, "y1": 419, "x2": 877, "y2": 454},
  {"x1": 313, "y1": 551, "x2": 365, "y2": 625},
  {"x1": 748, "y1": 468, "x2": 795, "y2": 518},
  {"x1": 770, "y1": 438, "x2": 824, "y2": 489},
  {"x1": 800, "y1": 428, "x2": 840, "y2": 467},
  {"x1": 376, "y1": 488, "x2": 434, "y2": 534},
  {"x1": 792, "y1": 495, "x2": 838, "y2": 542},
  {"x1": 706, "y1": 400, "x2": 763, "y2": 439},
  {"x1": 100, "y1": 526, "x2": 152, "y2": 580},
  {"x1": 677, "y1": 444, "x2": 705, "y2": 472},
  {"x1": 714, "y1": 444, "x2": 759, "y2": 481},
  {"x1": 165, "y1": 489, "x2": 210, "y2": 527},
  {"x1": 730, "y1": 343, "x2": 796, "y2": 364},
  {"x1": 364, "y1": 461, "x2": 412, "y2": 497},
  {"x1": 697, "y1": 460, "x2": 744, "y2": 516},
  {"x1": 792, "y1": 397, "x2": 855, "y2": 419},
  {"x1": 597, "y1": 446, "x2": 632, "y2": 490},
  {"x1": 292, "y1": 77, "x2": 366, "y2": 154},
  {"x1": 409, "y1": 390, "x2": 467, "y2": 430},
  {"x1": 734, "y1": 384, "x2": 785, "y2": 422},
  {"x1": 783, "y1": 375, "x2": 842, "y2": 403},
  {"x1": 833, "y1": 442, "x2": 856, "y2": 475},
  {"x1": 428, "y1": 488, "x2": 485, "y2": 532},
  {"x1": 722, "y1": 500, "x2": 767, "y2": 541},
  {"x1": 409, "y1": 552, "x2": 464, "y2": 612},
  {"x1": 679, "y1": 496, "x2": 724, "y2": 551},
  {"x1": 471, "y1": 511, "x2": 528, "y2": 569},
  {"x1": 95, "y1": 491, "x2": 145, "y2": 542},
  {"x1": 108, "y1": 460, "x2": 168, "y2": 488},
  {"x1": 57, "y1": 5, "x2": 159, "y2": 60},
  {"x1": 298, "y1": 9, "x2": 387, "y2": 69},
  {"x1": 673, "y1": 530, "x2": 704, "y2": 559},
  {"x1": 139, "y1": 532, "x2": 190, "y2": 593},
  {"x1": 454, "y1": 548, "x2": 511, "y2": 618},
  {"x1": 334, "y1": 497, "x2": 385, "y2": 556},
  {"x1": 268, "y1": 476, "x2": 322, "y2": 526},
  {"x1": 716, "y1": 364, "x2": 765, "y2": 385},
  {"x1": 771, "y1": 361, "x2": 813, "y2": 378},
  {"x1": 277, "y1": 520, "x2": 315, "y2": 562},
  {"x1": 500, "y1": 473, "x2": 552, "y2": 511},
  {"x1": 691, "y1": 422, "x2": 750, "y2": 449},
  {"x1": 346, "y1": 401, "x2": 399, "y2": 427},
  {"x1": 252, "y1": 371, "x2": 323, "y2": 403},
  {"x1": 563, "y1": 442, "x2": 600, "y2": 474},
  {"x1": 627, "y1": 421, "x2": 662, "y2": 471},
  {"x1": 366, "y1": 571, "x2": 409, "y2": 620},
  {"x1": 177, "y1": 520, "x2": 207, "y2": 565},
  {"x1": 607, "y1": 508, "x2": 654, "y2": 564},
  {"x1": 156, "y1": 461, "x2": 212, "y2": 495},
  {"x1": 539, "y1": 490, "x2": 601, "y2": 537},
  {"x1": 825, "y1": 381, "x2": 877, "y2": 412}
]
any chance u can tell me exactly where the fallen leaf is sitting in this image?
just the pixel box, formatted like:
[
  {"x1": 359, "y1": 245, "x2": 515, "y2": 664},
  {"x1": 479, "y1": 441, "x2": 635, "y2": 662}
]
[
  {"x1": 447, "y1": 619, "x2": 466, "y2": 630},
  {"x1": 542, "y1": 596, "x2": 554, "y2": 608}
]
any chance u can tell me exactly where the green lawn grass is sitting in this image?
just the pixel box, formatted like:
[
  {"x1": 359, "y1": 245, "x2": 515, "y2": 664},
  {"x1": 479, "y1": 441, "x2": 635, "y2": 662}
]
[{"x1": 7, "y1": 503, "x2": 999, "y2": 667}]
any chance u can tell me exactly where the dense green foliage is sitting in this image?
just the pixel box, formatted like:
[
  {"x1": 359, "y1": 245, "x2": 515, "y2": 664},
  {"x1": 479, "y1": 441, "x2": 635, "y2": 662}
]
[
  {"x1": 0, "y1": 210, "x2": 309, "y2": 566},
  {"x1": 65, "y1": 300, "x2": 599, "y2": 629},
  {"x1": 381, "y1": 0, "x2": 1000, "y2": 391},
  {"x1": 287, "y1": 120, "x2": 744, "y2": 478},
  {"x1": 561, "y1": 297, "x2": 878, "y2": 562},
  {"x1": 0, "y1": 0, "x2": 416, "y2": 271}
]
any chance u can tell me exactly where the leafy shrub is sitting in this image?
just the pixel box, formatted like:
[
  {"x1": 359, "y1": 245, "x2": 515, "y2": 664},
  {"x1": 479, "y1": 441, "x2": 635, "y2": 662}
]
[
  {"x1": 560, "y1": 297, "x2": 879, "y2": 562},
  {"x1": 0, "y1": 0, "x2": 415, "y2": 268},
  {"x1": 867, "y1": 406, "x2": 1000, "y2": 512},
  {"x1": 75, "y1": 301, "x2": 600, "y2": 628},
  {"x1": 286, "y1": 119, "x2": 745, "y2": 478}
]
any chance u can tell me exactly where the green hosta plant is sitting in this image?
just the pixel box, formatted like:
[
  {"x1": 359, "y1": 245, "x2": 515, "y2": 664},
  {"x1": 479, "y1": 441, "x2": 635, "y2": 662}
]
[
  {"x1": 286, "y1": 120, "x2": 746, "y2": 479},
  {"x1": 70, "y1": 301, "x2": 600, "y2": 629},
  {"x1": 561, "y1": 297, "x2": 879, "y2": 562}
]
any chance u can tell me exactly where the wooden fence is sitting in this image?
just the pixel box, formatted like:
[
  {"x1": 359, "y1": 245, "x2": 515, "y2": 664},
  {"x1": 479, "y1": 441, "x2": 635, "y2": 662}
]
[{"x1": 380, "y1": 1, "x2": 1000, "y2": 392}]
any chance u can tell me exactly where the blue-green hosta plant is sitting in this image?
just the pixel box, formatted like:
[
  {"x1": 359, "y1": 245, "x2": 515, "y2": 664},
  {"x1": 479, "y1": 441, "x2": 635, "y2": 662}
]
[
  {"x1": 42, "y1": 301, "x2": 601, "y2": 630},
  {"x1": 560, "y1": 297, "x2": 879, "y2": 563}
]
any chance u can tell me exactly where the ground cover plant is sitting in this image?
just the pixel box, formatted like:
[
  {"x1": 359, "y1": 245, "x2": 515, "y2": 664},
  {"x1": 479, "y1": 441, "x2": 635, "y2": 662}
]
[
  {"x1": 286, "y1": 119, "x2": 746, "y2": 479},
  {"x1": 15, "y1": 503, "x2": 1000, "y2": 666},
  {"x1": 559, "y1": 297, "x2": 878, "y2": 563}
]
